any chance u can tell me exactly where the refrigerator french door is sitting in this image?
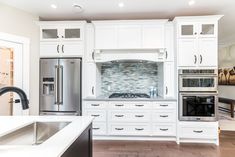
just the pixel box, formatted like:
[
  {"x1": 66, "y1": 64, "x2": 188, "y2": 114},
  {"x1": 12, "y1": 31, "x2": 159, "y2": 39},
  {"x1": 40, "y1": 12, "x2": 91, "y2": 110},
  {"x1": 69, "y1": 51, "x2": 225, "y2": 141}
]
[{"x1": 40, "y1": 58, "x2": 81, "y2": 115}]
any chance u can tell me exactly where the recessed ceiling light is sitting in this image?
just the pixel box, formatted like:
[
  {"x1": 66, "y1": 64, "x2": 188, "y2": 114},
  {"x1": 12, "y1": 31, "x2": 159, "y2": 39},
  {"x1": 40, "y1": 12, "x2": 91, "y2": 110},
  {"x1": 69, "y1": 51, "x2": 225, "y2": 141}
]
[
  {"x1": 188, "y1": 0, "x2": 195, "y2": 6},
  {"x1": 51, "y1": 4, "x2": 57, "y2": 9},
  {"x1": 118, "y1": 2, "x2": 124, "y2": 8}
]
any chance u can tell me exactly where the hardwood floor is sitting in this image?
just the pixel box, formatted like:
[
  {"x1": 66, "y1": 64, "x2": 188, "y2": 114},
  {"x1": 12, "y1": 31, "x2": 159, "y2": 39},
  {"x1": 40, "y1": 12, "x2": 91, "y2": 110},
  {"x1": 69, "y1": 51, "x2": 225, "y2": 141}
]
[{"x1": 93, "y1": 131, "x2": 235, "y2": 157}]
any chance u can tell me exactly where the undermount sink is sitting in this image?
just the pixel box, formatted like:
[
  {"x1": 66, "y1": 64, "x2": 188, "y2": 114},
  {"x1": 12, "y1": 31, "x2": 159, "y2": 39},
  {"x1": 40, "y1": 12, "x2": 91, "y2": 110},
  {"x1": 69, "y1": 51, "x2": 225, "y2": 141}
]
[{"x1": 0, "y1": 122, "x2": 71, "y2": 145}]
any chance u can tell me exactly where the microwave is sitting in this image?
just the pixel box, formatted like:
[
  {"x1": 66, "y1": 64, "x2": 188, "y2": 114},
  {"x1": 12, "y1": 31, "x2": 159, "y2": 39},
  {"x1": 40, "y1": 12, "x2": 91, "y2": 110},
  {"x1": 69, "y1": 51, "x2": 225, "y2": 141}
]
[
  {"x1": 179, "y1": 92, "x2": 218, "y2": 121},
  {"x1": 179, "y1": 69, "x2": 217, "y2": 92}
]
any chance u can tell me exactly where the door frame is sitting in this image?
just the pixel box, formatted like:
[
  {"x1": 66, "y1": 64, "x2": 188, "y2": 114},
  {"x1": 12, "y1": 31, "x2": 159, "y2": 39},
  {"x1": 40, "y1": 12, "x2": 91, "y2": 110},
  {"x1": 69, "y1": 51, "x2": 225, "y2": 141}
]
[{"x1": 0, "y1": 32, "x2": 30, "y2": 114}]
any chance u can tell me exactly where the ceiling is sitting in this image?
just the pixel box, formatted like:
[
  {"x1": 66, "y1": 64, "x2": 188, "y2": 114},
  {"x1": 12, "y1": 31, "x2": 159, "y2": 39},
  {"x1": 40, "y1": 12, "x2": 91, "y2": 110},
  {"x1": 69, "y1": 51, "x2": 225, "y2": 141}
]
[{"x1": 0, "y1": 0, "x2": 234, "y2": 44}]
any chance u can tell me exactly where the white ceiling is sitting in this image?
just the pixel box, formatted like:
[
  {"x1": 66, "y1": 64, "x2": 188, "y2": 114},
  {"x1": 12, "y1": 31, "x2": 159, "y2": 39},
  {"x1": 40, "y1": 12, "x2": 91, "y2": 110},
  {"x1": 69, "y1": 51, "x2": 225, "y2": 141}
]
[{"x1": 0, "y1": 0, "x2": 234, "y2": 43}]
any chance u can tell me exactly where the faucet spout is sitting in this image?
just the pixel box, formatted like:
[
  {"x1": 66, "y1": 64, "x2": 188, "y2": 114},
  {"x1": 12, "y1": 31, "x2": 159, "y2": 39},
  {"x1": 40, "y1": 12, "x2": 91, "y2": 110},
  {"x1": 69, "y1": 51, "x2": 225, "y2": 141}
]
[{"x1": 0, "y1": 86, "x2": 29, "y2": 110}]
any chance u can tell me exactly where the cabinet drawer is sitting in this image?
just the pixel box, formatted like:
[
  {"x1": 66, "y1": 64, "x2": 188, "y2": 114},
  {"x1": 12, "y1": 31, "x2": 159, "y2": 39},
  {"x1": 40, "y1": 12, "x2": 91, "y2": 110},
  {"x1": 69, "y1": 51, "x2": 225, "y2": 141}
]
[
  {"x1": 180, "y1": 126, "x2": 218, "y2": 139},
  {"x1": 153, "y1": 102, "x2": 176, "y2": 109},
  {"x1": 108, "y1": 123, "x2": 151, "y2": 136},
  {"x1": 152, "y1": 110, "x2": 176, "y2": 122},
  {"x1": 109, "y1": 102, "x2": 129, "y2": 109},
  {"x1": 152, "y1": 123, "x2": 176, "y2": 136},
  {"x1": 84, "y1": 110, "x2": 106, "y2": 122},
  {"x1": 92, "y1": 122, "x2": 107, "y2": 135},
  {"x1": 108, "y1": 111, "x2": 151, "y2": 122},
  {"x1": 84, "y1": 101, "x2": 107, "y2": 109},
  {"x1": 129, "y1": 102, "x2": 152, "y2": 109}
]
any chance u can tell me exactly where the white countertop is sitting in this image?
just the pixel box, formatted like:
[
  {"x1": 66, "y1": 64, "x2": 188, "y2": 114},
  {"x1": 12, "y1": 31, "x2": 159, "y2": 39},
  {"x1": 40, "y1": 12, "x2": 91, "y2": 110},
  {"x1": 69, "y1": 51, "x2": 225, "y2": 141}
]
[
  {"x1": 83, "y1": 96, "x2": 177, "y2": 101},
  {"x1": 0, "y1": 116, "x2": 93, "y2": 157}
]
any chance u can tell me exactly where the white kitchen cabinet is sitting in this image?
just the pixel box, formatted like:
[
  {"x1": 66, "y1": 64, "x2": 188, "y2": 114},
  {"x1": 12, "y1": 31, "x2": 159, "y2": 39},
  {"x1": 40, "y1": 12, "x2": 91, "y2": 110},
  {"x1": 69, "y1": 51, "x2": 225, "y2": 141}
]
[
  {"x1": 178, "y1": 39, "x2": 197, "y2": 67},
  {"x1": 164, "y1": 23, "x2": 174, "y2": 61},
  {"x1": 38, "y1": 21, "x2": 86, "y2": 57},
  {"x1": 92, "y1": 20, "x2": 168, "y2": 50},
  {"x1": 198, "y1": 38, "x2": 217, "y2": 67},
  {"x1": 178, "y1": 23, "x2": 197, "y2": 38},
  {"x1": 84, "y1": 62, "x2": 97, "y2": 98},
  {"x1": 117, "y1": 25, "x2": 142, "y2": 49},
  {"x1": 95, "y1": 25, "x2": 117, "y2": 49},
  {"x1": 164, "y1": 62, "x2": 175, "y2": 98},
  {"x1": 142, "y1": 24, "x2": 165, "y2": 49},
  {"x1": 85, "y1": 24, "x2": 95, "y2": 62}
]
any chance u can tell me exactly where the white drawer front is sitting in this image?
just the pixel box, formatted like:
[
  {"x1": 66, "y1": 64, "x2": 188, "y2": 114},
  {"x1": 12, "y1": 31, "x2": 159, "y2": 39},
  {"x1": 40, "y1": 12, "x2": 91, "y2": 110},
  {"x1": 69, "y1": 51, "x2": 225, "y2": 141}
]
[
  {"x1": 92, "y1": 122, "x2": 107, "y2": 135},
  {"x1": 153, "y1": 102, "x2": 176, "y2": 109},
  {"x1": 109, "y1": 111, "x2": 151, "y2": 122},
  {"x1": 109, "y1": 102, "x2": 151, "y2": 109},
  {"x1": 152, "y1": 123, "x2": 176, "y2": 136},
  {"x1": 109, "y1": 123, "x2": 151, "y2": 136},
  {"x1": 129, "y1": 102, "x2": 152, "y2": 109},
  {"x1": 180, "y1": 126, "x2": 218, "y2": 139},
  {"x1": 152, "y1": 110, "x2": 176, "y2": 122},
  {"x1": 85, "y1": 110, "x2": 106, "y2": 122},
  {"x1": 84, "y1": 101, "x2": 107, "y2": 109}
]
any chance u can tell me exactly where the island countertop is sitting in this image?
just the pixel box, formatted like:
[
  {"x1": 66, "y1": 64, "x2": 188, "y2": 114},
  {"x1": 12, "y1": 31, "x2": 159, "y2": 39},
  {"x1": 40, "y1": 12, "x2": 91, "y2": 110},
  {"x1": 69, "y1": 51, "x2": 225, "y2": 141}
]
[{"x1": 0, "y1": 116, "x2": 93, "y2": 157}]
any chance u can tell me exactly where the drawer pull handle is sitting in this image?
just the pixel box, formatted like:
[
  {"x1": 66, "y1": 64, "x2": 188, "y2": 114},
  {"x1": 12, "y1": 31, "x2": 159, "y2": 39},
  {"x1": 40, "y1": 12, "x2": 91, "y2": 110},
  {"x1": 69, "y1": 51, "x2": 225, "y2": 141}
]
[
  {"x1": 160, "y1": 115, "x2": 169, "y2": 118},
  {"x1": 160, "y1": 128, "x2": 169, "y2": 131},
  {"x1": 91, "y1": 104, "x2": 100, "y2": 106},
  {"x1": 93, "y1": 128, "x2": 100, "y2": 130},
  {"x1": 115, "y1": 104, "x2": 124, "y2": 107},
  {"x1": 115, "y1": 115, "x2": 124, "y2": 117},
  {"x1": 160, "y1": 104, "x2": 168, "y2": 107},
  {"x1": 115, "y1": 128, "x2": 124, "y2": 131},
  {"x1": 135, "y1": 115, "x2": 144, "y2": 118},
  {"x1": 135, "y1": 104, "x2": 144, "y2": 107},
  {"x1": 135, "y1": 128, "x2": 144, "y2": 131},
  {"x1": 193, "y1": 130, "x2": 203, "y2": 133},
  {"x1": 91, "y1": 114, "x2": 100, "y2": 117}
]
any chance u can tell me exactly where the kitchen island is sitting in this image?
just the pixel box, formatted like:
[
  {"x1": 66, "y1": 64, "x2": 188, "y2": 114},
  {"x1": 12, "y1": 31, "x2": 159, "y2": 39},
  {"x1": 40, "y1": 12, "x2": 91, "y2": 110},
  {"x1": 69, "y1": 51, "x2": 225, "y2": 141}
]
[{"x1": 0, "y1": 116, "x2": 93, "y2": 157}]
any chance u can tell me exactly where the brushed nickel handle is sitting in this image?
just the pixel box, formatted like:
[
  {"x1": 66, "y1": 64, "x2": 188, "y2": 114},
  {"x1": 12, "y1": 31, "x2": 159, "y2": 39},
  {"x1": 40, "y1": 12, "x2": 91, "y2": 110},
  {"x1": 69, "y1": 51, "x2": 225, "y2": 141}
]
[
  {"x1": 166, "y1": 51, "x2": 168, "y2": 59},
  {"x1": 91, "y1": 104, "x2": 100, "y2": 106},
  {"x1": 54, "y1": 65, "x2": 59, "y2": 104},
  {"x1": 166, "y1": 86, "x2": 168, "y2": 95},
  {"x1": 115, "y1": 104, "x2": 124, "y2": 107},
  {"x1": 135, "y1": 104, "x2": 144, "y2": 107},
  {"x1": 115, "y1": 128, "x2": 124, "y2": 131},
  {"x1": 93, "y1": 128, "x2": 100, "y2": 130},
  {"x1": 58, "y1": 66, "x2": 63, "y2": 105},
  {"x1": 200, "y1": 54, "x2": 202, "y2": 64},
  {"x1": 135, "y1": 115, "x2": 144, "y2": 118},
  {"x1": 91, "y1": 114, "x2": 100, "y2": 117},
  {"x1": 160, "y1": 128, "x2": 169, "y2": 131},
  {"x1": 57, "y1": 45, "x2": 60, "y2": 53},
  {"x1": 160, "y1": 115, "x2": 169, "y2": 118},
  {"x1": 160, "y1": 104, "x2": 168, "y2": 107},
  {"x1": 92, "y1": 51, "x2": 95, "y2": 60},
  {"x1": 62, "y1": 45, "x2": 64, "y2": 53},
  {"x1": 115, "y1": 115, "x2": 124, "y2": 118},
  {"x1": 92, "y1": 86, "x2": 94, "y2": 95},
  {"x1": 135, "y1": 128, "x2": 144, "y2": 131},
  {"x1": 194, "y1": 55, "x2": 197, "y2": 64}
]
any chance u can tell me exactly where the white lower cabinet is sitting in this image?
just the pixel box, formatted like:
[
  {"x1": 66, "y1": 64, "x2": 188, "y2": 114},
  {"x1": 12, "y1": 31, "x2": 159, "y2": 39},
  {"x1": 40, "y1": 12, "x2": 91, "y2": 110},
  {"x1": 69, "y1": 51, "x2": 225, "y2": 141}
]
[{"x1": 92, "y1": 122, "x2": 107, "y2": 135}]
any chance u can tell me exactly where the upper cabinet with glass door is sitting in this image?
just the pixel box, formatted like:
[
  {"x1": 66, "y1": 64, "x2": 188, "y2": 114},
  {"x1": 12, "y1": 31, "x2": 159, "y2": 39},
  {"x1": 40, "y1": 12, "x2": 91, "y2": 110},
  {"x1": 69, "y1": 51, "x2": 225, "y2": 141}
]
[{"x1": 39, "y1": 21, "x2": 86, "y2": 41}]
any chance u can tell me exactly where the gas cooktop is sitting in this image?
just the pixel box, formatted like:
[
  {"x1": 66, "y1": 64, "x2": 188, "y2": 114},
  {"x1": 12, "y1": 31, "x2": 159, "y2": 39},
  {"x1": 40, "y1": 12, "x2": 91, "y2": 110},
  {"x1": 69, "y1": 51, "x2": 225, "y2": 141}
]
[{"x1": 109, "y1": 93, "x2": 151, "y2": 99}]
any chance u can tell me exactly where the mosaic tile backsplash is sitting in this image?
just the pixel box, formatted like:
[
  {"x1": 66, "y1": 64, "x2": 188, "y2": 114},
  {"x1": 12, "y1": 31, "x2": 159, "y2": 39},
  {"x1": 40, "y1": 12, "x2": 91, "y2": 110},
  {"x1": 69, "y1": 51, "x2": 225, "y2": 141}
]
[{"x1": 101, "y1": 62, "x2": 158, "y2": 97}]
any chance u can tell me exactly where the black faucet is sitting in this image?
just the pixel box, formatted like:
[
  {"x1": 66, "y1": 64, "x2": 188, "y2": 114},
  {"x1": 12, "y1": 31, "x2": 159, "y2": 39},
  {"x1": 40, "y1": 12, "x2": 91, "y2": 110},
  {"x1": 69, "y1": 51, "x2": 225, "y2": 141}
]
[{"x1": 0, "y1": 86, "x2": 29, "y2": 110}]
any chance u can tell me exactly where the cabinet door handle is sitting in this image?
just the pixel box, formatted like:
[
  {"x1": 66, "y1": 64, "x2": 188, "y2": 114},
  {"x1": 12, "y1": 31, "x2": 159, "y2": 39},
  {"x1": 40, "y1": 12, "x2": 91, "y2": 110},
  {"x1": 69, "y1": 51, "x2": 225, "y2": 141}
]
[
  {"x1": 91, "y1": 104, "x2": 99, "y2": 106},
  {"x1": 194, "y1": 55, "x2": 197, "y2": 64},
  {"x1": 160, "y1": 115, "x2": 169, "y2": 118},
  {"x1": 135, "y1": 128, "x2": 144, "y2": 131},
  {"x1": 92, "y1": 51, "x2": 95, "y2": 60},
  {"x1": 160, "y1": 104, "x2": 168, "y2": 107},
  {"x1": 165, "y1": 51, "x2": 168, "y2": 59},
  {"x1": 135, "y1": 115, "x2": 144, "y2": 118},
  {"x1": 93, "y1": 127, "x2": 100, "y2": 130},
  {"x1": 92, "y1": 86, "x2": 94, "y2": 95},
  {"x1": 200, "y1": 55, "x2": 202, "y2": 64},
  {"x1": 91, "y1": 114, "x2": 100, "y2": 117},
  {"x1": 194, "y1": 32, "x2": 197, "y2": 35},
  {"x1": 57, "y1": 45, "x2": 60, "y2": 53},
  {"x1": 135, "y1": 104, "x2": 144, "y2": 107},
  {"x1": 193, "y1": 130, "x2": 203, "y2": 133},
  {"x1": 165, "y1": 86, "x2": 168, "y2": 95},
  {"x1": 115, "y1": 104, "x2": 124, "y2": 107},
  {"x1": 115, "y1": 115, "x2": 124, "y2": 117},
  {"x1": 160, "y1": 128, "x2": 169, "y2": 131},
  {"x1": 62, "y1": 45, "x2": 64, "y2": 53},
  {"x1": 115, "y1": 128, "x2": 124, "y2": 131}
]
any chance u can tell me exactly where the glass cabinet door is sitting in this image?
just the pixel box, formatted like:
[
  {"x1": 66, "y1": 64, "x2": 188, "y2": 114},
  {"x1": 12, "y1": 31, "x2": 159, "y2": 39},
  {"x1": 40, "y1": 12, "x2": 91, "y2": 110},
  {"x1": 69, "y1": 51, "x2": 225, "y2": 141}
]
[
  {"x1": 64, "y1": 28, "x2": 81, "y2": 39},
  {"x1": 180, "y1": 24, "x2": 196, "y2": 37},
  {"x1": 41, "y1": 29, "x2": 59, "y2": 40},
  {"x1": 199, "y1": 23, "x2": 216, "y2": 37}
]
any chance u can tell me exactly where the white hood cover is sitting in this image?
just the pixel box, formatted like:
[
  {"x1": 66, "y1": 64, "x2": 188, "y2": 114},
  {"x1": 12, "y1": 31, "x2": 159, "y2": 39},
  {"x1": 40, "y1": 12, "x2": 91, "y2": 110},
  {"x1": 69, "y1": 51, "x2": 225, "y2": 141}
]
[{"x1": 94, "y1": 49, "x2": 166, "y2": 63}]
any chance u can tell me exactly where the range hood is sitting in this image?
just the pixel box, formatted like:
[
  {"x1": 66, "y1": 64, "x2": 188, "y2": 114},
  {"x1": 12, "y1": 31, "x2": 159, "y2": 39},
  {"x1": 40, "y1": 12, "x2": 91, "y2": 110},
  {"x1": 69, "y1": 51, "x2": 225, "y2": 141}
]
[{"x1": 93, "y1": 49, "x2": 166, "y2": 63}]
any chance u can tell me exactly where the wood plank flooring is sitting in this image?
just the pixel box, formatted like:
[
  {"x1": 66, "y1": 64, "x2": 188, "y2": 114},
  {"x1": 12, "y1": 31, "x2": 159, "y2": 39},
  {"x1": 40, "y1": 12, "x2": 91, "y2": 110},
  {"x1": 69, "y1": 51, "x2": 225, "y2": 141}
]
[{"x1": 93, "y1": 131, "x2": 235, "y2": 157}]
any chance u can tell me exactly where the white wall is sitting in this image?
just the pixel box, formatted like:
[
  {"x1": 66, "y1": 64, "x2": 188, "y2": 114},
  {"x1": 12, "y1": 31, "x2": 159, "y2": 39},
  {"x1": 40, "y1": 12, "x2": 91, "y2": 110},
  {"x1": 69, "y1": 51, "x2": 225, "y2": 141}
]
[
  {"x1": 218, "y1": 43, "x2": 235, "y2": 112},
  {"x1": 0, "y1": 3, "x2": 39, "y2": 115}
]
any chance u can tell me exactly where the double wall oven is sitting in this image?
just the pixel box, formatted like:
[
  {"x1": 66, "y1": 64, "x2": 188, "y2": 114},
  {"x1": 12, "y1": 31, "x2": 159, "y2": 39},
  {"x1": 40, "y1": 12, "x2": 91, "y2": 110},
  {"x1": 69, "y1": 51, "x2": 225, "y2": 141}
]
[{"x1": 179, "y1": 69, "x2": 218, "y2": 121}]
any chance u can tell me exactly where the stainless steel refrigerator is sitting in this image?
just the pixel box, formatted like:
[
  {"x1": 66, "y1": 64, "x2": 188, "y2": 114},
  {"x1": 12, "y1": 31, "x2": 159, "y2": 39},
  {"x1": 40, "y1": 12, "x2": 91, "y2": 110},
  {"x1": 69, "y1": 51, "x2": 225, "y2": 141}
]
[{"x1": 39, "y1": 58, "x2": 82, "y2": 116}]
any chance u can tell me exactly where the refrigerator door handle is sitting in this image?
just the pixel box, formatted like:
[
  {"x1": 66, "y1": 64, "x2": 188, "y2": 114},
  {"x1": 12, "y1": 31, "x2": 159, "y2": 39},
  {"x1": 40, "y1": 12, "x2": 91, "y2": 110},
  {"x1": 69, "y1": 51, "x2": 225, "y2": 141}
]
[
  {"x1": 54, "y1": 65, "x2": 59, "y2": 104},
  {"x1": 59, "y1": 65, "x2": 63, "y2": 105}
]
